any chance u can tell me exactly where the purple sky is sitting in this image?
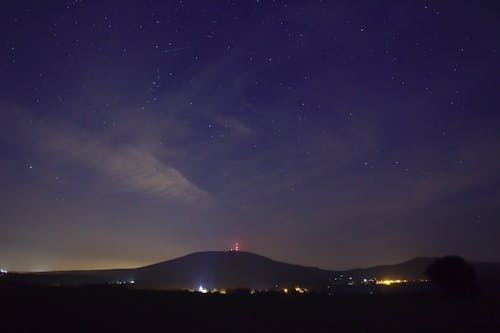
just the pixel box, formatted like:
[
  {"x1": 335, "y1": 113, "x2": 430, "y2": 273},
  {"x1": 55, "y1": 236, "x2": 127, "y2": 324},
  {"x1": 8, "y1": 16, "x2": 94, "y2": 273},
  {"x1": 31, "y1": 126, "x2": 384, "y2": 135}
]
[{"x1": 1, "y1": 0, "x2": 499, "y2": 271}]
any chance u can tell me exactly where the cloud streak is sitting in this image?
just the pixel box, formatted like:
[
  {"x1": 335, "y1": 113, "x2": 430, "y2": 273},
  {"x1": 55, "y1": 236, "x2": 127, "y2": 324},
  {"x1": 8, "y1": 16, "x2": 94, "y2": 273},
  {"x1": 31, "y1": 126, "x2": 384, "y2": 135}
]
[{"x1": 35, "y1": 125, "x2": 211, "y2": 204}]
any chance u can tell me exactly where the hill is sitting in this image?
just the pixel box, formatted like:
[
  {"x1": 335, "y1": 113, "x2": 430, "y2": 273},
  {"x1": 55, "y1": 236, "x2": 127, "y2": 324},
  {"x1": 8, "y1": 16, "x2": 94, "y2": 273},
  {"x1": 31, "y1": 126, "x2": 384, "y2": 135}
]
[
  {"x1": 341, "y1": 257, "x2": 500, "y2": 283},
  {"x1": 4, "y1": 251, "x2": 500, "y2": 290},
  {"x1": 136, "y1": 251, "x2": 332, "y2": 289}
]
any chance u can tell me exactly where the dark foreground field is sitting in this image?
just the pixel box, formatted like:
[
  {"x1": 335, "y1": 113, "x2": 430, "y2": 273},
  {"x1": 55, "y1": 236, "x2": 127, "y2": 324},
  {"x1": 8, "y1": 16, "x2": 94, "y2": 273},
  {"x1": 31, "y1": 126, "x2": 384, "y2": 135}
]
[{"x1": 1, "y1": 284, "x2": 499, "y2": 332}]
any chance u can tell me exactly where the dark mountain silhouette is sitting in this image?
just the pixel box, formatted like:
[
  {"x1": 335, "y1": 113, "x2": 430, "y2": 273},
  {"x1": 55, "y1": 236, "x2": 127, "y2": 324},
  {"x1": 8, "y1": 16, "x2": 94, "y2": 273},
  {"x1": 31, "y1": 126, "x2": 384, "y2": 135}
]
[
  {"x1": 342, "y1": 257, "x2": 500, "y2": 286},
  {"x1": 20, "y1": 251, "x2": 331, "y2": 290},
  {"x1": 7, "y1": 251, "x2": 500, "y2": 290},
  {"x1": 344, "y1": 257, "x2": 436, "y2": 280},
  {"x1": 136, "y1": 251, "x2": 331, "y2": 289}
]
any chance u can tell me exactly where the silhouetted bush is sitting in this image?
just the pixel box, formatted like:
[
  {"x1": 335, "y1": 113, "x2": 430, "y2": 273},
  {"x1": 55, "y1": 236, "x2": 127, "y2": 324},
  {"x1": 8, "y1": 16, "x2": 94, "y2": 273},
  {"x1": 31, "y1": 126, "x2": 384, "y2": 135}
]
[{"x1": 425, "y1": 256, "x2": 477, "y2": 297}]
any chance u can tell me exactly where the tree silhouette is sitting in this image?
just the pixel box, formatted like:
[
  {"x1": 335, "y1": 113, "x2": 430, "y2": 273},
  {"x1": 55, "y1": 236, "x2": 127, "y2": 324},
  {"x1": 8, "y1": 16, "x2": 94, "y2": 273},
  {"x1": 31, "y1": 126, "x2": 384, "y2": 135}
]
[{"x1": 425, "y1": 256, "x2": 477, "y2": 297}]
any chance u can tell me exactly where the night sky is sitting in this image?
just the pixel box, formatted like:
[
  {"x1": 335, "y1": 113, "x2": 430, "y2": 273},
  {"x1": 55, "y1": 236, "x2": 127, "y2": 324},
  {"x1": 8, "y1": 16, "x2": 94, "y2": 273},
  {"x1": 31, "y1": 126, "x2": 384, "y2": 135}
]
[{"x1": 1, "y1": 1, "x2": 499, "y2": 272}]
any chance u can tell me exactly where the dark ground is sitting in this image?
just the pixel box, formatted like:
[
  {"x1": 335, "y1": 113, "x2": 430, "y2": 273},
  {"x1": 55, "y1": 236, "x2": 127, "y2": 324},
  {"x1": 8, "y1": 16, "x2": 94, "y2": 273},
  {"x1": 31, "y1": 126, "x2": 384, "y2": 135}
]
[{"x1": 1, "y1": 283, "x2": 499, "y2": 332}]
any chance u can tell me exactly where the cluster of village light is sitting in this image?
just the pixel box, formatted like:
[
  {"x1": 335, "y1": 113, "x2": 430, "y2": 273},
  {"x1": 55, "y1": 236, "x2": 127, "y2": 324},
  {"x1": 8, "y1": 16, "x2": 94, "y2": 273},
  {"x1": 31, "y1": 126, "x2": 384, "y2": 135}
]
[
  {"x1": 0, "y1": 268, "x2": 8, "y2": 274},
  {"x1": 106, "y1": 278, "x2": 428, "y2": 293},
  {"x1": 109, "y1": 280, "x2": 135, "y2": 285},
  {"x1": 192, "y1": 281, "x2": 426, "y2": 294},
  {"x1": 195, "y1": 285, "x2": 310, "y2": 295},
  {"x1": 196, "y1": 285, "x2": 228, "y2": 294},
  {"x1": 283, "y1": 287, "x2": 308, "y2": 294},
  {"x1": 375, "y1": 279, "x2": 408, "y2": 286},
  {"x1": 332, "y1": 274, "x2": 429, "y2": 286}
]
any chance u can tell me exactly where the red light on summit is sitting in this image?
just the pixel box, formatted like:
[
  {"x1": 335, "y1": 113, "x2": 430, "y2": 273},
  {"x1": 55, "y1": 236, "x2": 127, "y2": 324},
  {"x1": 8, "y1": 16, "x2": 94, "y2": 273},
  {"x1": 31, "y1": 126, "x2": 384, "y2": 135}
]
[{"x1": 230, "y1": 242, "x2": 240, "y2": 252}]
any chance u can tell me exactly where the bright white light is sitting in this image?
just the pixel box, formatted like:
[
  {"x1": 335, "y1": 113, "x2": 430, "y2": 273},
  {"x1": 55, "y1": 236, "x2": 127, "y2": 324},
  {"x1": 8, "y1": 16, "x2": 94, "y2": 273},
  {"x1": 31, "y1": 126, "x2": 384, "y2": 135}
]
[
  {"x1": 0, "y1": 268, "x2": 7, "y2": 274},
  {"x1": 130, "y1": 280, "x2": 135, "y2": 284},
  {"x1": 198, "y1": 285, "x2": 208, "y2": 293}
]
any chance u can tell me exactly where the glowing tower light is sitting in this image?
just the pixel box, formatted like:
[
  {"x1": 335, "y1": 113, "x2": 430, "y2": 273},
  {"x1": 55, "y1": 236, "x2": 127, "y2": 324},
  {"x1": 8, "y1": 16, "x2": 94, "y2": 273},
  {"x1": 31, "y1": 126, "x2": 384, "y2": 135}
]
[{"x1": 230, "y1": 242, "x2": 240, "y2": 251}]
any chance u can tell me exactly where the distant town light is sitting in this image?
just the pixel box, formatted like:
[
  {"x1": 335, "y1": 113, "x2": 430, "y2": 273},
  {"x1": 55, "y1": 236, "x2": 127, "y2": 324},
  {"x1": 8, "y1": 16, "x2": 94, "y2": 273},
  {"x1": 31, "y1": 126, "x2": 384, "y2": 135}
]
[
  {"x1": 198, "y1": 285, "x2": 208, "y2": 293},
  {"x1": 294, "y1": 286, "x2": 306, "y2": 293},
  {"x1": 109, "y1": 280, "x2": 135, "y2": 285},
  {"x1": 283, "y1": 288, "x2": 288, "y2": 294},
  {"x1": 0, "y1": 268, "x2": 7, "y2": 274},
  {"x1": 376, "y1": 279, "x2": 408, "y2": 286}
]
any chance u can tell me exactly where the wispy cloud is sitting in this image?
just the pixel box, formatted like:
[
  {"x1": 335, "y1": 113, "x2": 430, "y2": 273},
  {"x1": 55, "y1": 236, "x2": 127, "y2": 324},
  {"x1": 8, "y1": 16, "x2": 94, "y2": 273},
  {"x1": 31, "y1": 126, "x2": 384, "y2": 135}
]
[
  {"x1": 35, "y1": 125, "x2": 212, "y2": 204},
  {"x1": 212, "y1": 115, "x2": 253, "y2": 136}
]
